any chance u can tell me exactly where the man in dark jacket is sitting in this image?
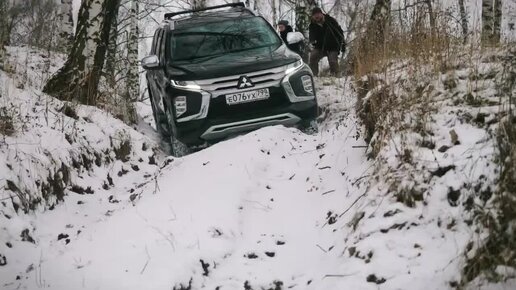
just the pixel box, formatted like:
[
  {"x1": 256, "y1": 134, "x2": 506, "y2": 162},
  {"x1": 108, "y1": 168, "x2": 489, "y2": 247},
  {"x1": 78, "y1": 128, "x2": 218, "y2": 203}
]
[
  {"x1": 308, "y1": 7, "x2": 345, "y2": 76},
  {"x1": 278, "y1": 20, "x2": 302, "y2": 55}
]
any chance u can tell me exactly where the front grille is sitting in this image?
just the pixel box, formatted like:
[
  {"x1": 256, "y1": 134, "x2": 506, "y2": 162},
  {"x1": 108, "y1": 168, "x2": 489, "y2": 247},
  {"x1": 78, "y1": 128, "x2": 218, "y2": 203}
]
[
  {"x1": 208, "y1": 86, "x2": 289, "y2": 118},
  {"x1": 196, "y1": 66, "x2": 287, "y2": 97}
]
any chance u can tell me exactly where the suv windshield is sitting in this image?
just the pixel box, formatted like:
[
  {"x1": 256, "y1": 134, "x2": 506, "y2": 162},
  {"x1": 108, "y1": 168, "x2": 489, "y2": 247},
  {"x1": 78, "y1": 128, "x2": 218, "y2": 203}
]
[{"x1": 170, "y1": 17, "x2": 281, "y2": 62}]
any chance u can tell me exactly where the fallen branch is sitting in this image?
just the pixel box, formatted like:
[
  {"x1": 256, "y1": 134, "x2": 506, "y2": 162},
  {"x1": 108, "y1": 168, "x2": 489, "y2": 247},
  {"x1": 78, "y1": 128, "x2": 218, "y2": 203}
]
[
  {"x1": 339, "y1": 193, "x2": 367, "y2": 218},
  {"x1": 321, "y1": 190, "x2": 336, "y2": 195}
]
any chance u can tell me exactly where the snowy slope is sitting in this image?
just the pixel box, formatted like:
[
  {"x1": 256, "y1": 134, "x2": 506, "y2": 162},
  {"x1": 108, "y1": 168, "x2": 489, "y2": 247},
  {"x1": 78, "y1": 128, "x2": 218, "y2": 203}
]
[
  {"x1": 3, "y1": 72, "x2": 514, "y2": 289},
  {"x1": 0, "y1": 77, "x2": 373, "y2": 289}
]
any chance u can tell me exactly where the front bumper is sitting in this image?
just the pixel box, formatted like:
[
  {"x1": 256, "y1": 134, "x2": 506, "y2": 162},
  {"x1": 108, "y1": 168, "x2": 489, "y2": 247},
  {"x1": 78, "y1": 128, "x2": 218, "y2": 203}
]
[
  {"x1": 168, "y1": 63, "x2": 318, "y2": 145},
  {"x1": 175, "y1": 99, "x2": 318, "y2": 145}
]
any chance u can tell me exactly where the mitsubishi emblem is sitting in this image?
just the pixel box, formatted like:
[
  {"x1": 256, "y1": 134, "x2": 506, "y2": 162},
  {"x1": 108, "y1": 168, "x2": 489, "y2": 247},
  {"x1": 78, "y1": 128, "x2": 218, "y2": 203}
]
[{"x1": 237, "y1": 76, "x2": 254, "y2": 89}]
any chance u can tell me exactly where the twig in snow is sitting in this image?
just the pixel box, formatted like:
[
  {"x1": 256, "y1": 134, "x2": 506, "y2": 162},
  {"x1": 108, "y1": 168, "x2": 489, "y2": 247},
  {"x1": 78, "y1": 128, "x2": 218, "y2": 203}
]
[
  {"x1": 140, "y1": 246, "x2": 150, "y2": 275},
  {"x1": 316, "y1": 244, "x2": 327, "y2": 253},
  {"x1": 151, "y1": 227, "x2": 175, "y2": 251},
  {"x1": 318, "y1": 166, "x2": 331, "y2": 170},
  {"x1": 321, "y1": 190, "x2": 336, "y2": 195},
  {"x1": 322, "y1": 272, "x2": 359, "y2": 279},
  {"x1": 351, "y1": 175, "x2": 370, "y2": 186},
  {"x1": 243, "y1": 199, "x2": 272, "y2": 211},
  {"x1": 352, "y1": 145, "x2": 368, "y2": 148},
  {"x1": 338, "y1": 193, "x2": 367, "y2": 218}
]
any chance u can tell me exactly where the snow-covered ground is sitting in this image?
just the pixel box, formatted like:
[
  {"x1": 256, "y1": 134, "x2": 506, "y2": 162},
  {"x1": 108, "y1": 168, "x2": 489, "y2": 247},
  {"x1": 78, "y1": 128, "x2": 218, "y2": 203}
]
[
  {"x1": 0, "y1": 77, "x2": 502, "y2": 290},
  {"x1": 1, "y1": 46, "x2": 515, "y2": 289}
]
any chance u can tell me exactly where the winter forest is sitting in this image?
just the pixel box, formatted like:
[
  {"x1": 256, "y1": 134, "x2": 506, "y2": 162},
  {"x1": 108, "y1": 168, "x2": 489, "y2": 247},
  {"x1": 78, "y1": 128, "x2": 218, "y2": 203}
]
[{"x1": 0, "y1": 0, "x2": 515, "y2": 289}]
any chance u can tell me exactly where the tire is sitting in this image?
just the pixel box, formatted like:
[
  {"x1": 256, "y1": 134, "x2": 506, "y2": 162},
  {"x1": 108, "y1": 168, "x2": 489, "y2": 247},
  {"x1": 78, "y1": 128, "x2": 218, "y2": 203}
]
[
  {"x1": 164, "y1": 102, "x2": 191, "y2": 157},
  {"x1": 299, "y1": 119, "x2": 319, "y2": 135},
  {"x1": 148, "y1": 88, "x2": 169, "y2": 137}
]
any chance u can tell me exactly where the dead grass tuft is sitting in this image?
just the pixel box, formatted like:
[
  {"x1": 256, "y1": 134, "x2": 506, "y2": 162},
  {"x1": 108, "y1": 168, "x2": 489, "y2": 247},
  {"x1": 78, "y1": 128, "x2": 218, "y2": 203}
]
[{"x1": 0, "y1": 106, "x2": 15, "y2": 136}]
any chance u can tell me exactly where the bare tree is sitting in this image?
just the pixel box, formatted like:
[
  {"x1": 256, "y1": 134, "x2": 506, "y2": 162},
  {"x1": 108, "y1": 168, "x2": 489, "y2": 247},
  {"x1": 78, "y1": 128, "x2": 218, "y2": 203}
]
[
  {"x1": 368, "y1": 0, "x2": 392, "y2": 46},
  {"x1": 458, "y1": 0, "x2": 468, "y2": 42},
  {"x1": 104, "y1": 0, "x2": 121, "y2": 88},
  {"x1": 0, "y1": 0, "x2": 8, "y2": 68},
  {"x1": 271, "y1": 0, "x2": 277, "y2": 27},
  {"x1": 126, "y1": 0, "x2": 139, "y2": 102},
  {"x1": 190, "y1": 0, "x2": 206, "y2": 9},
  {"x1": 482, "y1": 0, "x2": 502, "y2": 44},
  {"x1": 295, "y1": 0, "x2": 316, "y2": 36},
  {"x1": 424, "y1": 0, "x2": 436, "y2": 35},
  {"x1": 44, "y1": 0, "x2": 121, "y2": 104},
  {"x1": 57, "y1": 0, "x2": 75, "y2": 50}
]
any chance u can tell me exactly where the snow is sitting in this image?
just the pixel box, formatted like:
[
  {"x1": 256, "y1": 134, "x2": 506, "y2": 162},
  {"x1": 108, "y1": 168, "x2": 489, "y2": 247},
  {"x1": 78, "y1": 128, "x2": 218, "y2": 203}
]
[
  {"x1": 3, "y1": 46, "x2": 66, "y2": 90},
  {"x1": 3, "y1": 61, "x2": 514, "y2": 288},
  {"x1": 1, "y1": 2, "x2": 516, "y2": 287}
]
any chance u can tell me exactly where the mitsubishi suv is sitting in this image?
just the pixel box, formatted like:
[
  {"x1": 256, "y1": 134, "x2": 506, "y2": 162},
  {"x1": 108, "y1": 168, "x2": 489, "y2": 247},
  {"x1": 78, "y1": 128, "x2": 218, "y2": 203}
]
[{"x1": 142, "y1": 2, "x2": 318, "y2": 156}]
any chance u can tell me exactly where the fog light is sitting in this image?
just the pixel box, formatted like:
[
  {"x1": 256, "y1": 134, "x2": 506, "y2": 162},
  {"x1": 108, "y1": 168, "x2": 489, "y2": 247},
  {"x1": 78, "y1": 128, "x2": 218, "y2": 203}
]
[
  {"x1": 283, "y1": 82, "x2": 295, "y2": 97},
  {"x1": 301, "y1": 75, "x2": 313, "y2": 94},
  {"x1": 175, "y1": 96, "x2": 187, "y2": 117}
]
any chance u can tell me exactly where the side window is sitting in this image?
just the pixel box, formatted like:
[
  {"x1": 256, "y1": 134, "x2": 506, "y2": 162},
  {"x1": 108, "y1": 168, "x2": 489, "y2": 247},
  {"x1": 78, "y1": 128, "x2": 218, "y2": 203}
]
[
  {"x1": 155, "y1": 29, "x2": 164, "y2": 58},
  {"x1": 159, "y1": 30, "x2": 167, "y2": 64},
  {"x1": 151, "y1": 29, "x2": 159, "y2": 55}
]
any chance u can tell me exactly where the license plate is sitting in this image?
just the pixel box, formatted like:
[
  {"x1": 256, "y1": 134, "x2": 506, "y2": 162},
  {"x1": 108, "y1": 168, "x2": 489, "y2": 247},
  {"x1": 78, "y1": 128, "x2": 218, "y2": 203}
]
[{"x1": 225, "y1": 88, "x2": 270, "y2": 105}]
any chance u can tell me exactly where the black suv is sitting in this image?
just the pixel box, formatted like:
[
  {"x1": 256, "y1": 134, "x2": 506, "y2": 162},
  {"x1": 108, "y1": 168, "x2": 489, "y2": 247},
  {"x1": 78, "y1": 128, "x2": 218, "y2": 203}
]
[{"x1": 142, "y1": 3, "x2": 318, "y2": 156}]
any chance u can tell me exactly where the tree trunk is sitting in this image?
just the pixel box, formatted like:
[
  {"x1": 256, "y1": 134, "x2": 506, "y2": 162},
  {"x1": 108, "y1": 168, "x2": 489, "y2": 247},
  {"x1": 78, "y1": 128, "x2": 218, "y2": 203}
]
[
  {"x1": 58, "y1": 0, "x2": 75, "y2": 50},
  {"x1": 458, "y1": 0, "x2": 468, "y2": 42},
  {"x1": 295, "y1": 0, "x2": 316, "y2": 36},
  {"x1": 104, "y1": 0, "x2": 120, "y2": 88},
  {"x1": 425, "y1": 0, "x2": 436, "y2": 36},
  {"x1": 271, "y1": 0, "x2": 277, "y2": 27},
  {"x1": 368, "y1": 0, "x2": 392, "y2": 46},
  {"x1": 190, "y1": 0, "x2": 206, "y2": 9},
  {"x1": 43, "y1": 0, "x2": 121, "y2": 105},
  {"x1": 126, "y1": 0, "x2": 139, "y2": 102},
  {"x1": 0, "y1": 1, "x2": 7, "y2": 69},
  {"x1": 482, "y1": 0, "x2": 502, "y2": 44}
]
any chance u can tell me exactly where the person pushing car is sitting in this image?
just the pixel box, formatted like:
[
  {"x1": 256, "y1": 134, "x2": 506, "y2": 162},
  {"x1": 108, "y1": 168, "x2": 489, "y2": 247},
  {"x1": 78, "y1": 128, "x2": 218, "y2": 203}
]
[
  {"x1": 309, "y1": 7, "x2": 345, "y2": 77},
  {"x1": 278, "y1": 20, "x2": 303, "y2": 55}
]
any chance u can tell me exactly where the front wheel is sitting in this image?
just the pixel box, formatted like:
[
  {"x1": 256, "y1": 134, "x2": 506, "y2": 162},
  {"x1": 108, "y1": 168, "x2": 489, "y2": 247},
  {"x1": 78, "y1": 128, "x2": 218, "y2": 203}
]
[
  {"x1": 299, "y1": 119, "x2": 319, "y2": 135},
  {"x1": 165, "y1": 103, "x2": 190, "y2": 157},
  {"x1": 148, "y1": 88, "x2": 168, "y2": 137}
]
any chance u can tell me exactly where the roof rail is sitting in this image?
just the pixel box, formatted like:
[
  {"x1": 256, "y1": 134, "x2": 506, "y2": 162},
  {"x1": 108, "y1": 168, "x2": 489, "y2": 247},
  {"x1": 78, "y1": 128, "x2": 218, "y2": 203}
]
[{"x1": 164, "y1": 2, "x2": 246, "y2": 19}]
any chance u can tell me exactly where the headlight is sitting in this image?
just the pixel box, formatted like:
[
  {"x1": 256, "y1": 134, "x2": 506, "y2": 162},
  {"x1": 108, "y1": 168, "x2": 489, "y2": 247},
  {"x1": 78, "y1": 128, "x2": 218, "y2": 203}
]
[
  {"x1": 171, "y1": 80, "x2": 201, "y2": 90},
  {"x1": 284, "y1": 59, "x2": 304, "y2": 75}
]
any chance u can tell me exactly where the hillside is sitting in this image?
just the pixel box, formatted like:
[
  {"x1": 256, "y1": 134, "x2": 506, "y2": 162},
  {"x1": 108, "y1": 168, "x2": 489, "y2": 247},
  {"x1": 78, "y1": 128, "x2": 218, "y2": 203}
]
[{"x1": 1, "y1": 45, "x2": 514, "y2": 289}]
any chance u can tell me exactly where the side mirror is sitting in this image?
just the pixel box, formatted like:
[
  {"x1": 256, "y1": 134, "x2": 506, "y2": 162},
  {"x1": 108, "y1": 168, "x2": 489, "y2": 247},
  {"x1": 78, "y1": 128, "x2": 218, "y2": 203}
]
[{"x1": 141, "y1": 55, "x2": 160, "y2": 70}]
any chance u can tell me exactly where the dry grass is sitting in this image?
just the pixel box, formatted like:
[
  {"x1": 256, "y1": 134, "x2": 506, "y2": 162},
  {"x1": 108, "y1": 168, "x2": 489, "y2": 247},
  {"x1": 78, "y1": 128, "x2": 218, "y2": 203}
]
[
  {"x1": 349, "y1": 3, "x2": 515, "y2": 285},
  {"x1": 350, "y1": 6, "x2": 464, "y2": 159},
  {"x1": 462, "y1": 48, "x2": 516, "y2": 285},
  {"x1": 0, "y1": 106, "x2": 15, "y2": 136}
]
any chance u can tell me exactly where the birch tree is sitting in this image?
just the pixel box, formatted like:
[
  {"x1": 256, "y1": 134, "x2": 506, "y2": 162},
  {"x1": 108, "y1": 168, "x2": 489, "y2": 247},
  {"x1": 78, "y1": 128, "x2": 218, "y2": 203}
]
[
  {"x1": 482, "y1": 0, "x2": 502, "y2": 44},
  {"x1": 368, "y1": 0, "x2": 391, "y2": 46},
  {"x1": 57, "y1": 0, "x2": 75, "y2": 49},
  {"x1": 458, "y1": 0, "x2": 468, "y2": 42},
  {"x1": 0, "y1": 1, "x2": 8, "y2": 69},
  {"x1": 104, "y1": 0, "x2": 120, "y2": 88},
  {"x1": 190, "y1": 0, "x2": 206, "y2": 9},
  {"x1": 295, "y1": 0, "x2": 317, "y2": 35},
  {"x1": 44, "y1": 0, "x2": 121, "y2": 104},
  {"x1": 126, "y1": 0, "x2": 139, "y2": 102}
]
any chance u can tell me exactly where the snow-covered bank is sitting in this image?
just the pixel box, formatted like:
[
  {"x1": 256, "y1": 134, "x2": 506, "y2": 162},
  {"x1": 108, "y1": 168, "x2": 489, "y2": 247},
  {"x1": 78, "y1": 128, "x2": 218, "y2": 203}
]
[
  {"x1": 0, "y1": 65, "x2": 166, "y2": 288},
  {"x1": 356, "y1": 48, "x2": 516, "y2": 289},
  {"x1": 3, "y1": 73, "x2": 512, "y2": 289}
]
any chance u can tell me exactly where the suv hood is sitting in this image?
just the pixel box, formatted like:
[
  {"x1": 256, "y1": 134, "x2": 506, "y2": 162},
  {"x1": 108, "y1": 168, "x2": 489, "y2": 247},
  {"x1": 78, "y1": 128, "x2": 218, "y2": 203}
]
[{"x1": 166, "y1": 45, "x2": 299, "y2": 80}]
